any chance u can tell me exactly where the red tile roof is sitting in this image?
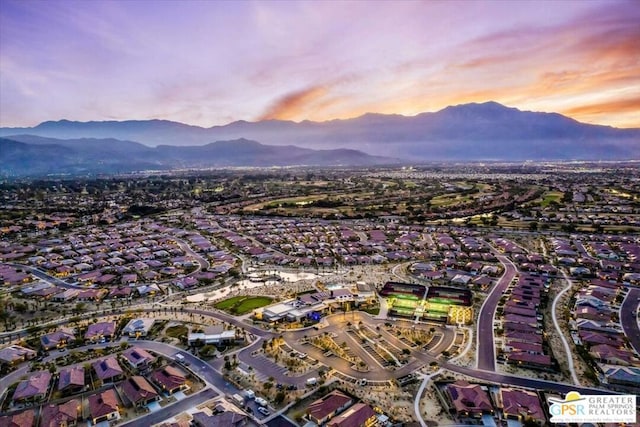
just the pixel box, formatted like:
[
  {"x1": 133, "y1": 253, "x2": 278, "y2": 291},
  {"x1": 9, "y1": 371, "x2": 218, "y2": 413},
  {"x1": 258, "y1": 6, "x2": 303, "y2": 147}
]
[
  {"x1": 500, "y1": 388, "x2": 544, "y2": 421},
  {"x1": 122, "y1": 346, "x2": 156, "y2": 367},
  {"x1": 12, "y1": 371, "x2": 51, "y2": 401},
  {"x1": 92, "y1": 356, "x2": 123, "y2": 380},
  {"x1": 88, "y1": 389, "x2": 119, "y2": 420},
  {"x1": 40, "y1": 399, "x2": 80, "y2": 427},
  {"x1": 122, "y1": 376, "x2": 158, "y2": 405},
  {"x1": 0, "y1": 409, "x2": 35, "y2": 427},
  {"x1": 58, "y1": 365, "x2": 85, "y2": 391},
  {"x1": 327, "y1": 403, "x2": 376, "y2": 427},
  {"x1": 307, "y1": 391, "x2": 353, "y2": 423},
  {"x1": 447, "y1": 381, "x2": 493, "y2": 415},
  {"x1": 150, "y1": 366, "x2": 186, "y2": 393}
]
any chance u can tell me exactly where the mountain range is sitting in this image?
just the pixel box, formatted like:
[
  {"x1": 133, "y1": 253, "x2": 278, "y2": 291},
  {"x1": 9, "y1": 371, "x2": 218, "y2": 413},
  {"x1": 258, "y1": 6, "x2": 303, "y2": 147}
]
[
  {"x1": 0, "y1": 136, "x2": 394, "y2": 177},
  {"x1": 1, "y1": 102, "x2": 638, "y2": 176}
]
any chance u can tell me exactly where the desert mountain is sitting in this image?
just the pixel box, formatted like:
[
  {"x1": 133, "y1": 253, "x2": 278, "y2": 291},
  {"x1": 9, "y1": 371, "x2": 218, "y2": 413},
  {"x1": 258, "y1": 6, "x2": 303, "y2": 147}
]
[
  {"x1": 1, "y1": 102, "x2": 638, "y2": 161},
  {"x1": 0, "y1": 136, "x2": 396, "y2": 177}
]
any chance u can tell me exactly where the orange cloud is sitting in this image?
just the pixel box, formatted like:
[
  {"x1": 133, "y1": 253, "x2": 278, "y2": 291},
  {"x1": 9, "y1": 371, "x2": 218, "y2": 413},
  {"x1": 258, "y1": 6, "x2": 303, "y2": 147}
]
[
  {"x1": 562, "y1": 97, "x2": 640, "y2": 117},
  {"x1": 259, "y1": 85, "x2": 328, "y2": 120}
]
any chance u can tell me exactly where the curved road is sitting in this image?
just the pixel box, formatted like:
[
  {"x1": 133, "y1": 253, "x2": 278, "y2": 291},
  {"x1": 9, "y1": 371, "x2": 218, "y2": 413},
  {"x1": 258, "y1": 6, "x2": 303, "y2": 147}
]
[
  {"x1": 476, "y1": 254, "x2": 517, "y2": 371},
  {"x1": 0, "y1": 305, "x2": 624, "y2": 427},
  {"x1": 552, "y1": 270, "x2": 580, "y2": 385},
  {"x1": 620, "y1": 287, "x2": 640, "y2": 355},
  {"x1": 5, "y1": 262, "x2": 88, "y2": 290},
  {"x1": 173, "y1": 237, "x2": 210, "y2": 273},
  {"x1": 281, "y1": 312, "x2": 454, "y2": 383}
]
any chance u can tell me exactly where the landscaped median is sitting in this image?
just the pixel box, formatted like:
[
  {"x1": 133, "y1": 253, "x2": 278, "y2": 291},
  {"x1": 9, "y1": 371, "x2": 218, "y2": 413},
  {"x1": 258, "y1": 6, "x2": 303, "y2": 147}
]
[{"x1": 214, "y1": 295, "x2": 274, "y2": 315}]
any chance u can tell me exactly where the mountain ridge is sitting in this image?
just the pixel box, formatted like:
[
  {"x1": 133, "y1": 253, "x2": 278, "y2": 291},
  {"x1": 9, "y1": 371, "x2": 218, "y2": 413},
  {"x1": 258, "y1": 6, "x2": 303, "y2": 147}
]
[
  {"x1": 1, "y1": 102, "x2": 638, "y2": 161},
  {"x1": 0, "y1": 136, "x2": 397, "y2": 177},
  {"x1": 6, "y1": 101, "x2": 629, "y2": 130}
]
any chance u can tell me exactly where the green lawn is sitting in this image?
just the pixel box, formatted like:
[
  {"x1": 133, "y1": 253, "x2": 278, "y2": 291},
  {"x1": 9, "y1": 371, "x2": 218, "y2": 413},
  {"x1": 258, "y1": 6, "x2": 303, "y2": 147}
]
[
  {"x1": 361, "y1": 307, "x2": 380, "y2": 315},
  {"x1": 214, "y1": 296, "x2": 246, "y2": 310},
  {"x1": 540, "y1": 191, "x2": 564, "y2": 207},
  {"x1": 215, "y1": 296, "x2": 273, "y2": 315},
  {"x1": 165, "y1": 325, "x2": 188, "y2": 339}
]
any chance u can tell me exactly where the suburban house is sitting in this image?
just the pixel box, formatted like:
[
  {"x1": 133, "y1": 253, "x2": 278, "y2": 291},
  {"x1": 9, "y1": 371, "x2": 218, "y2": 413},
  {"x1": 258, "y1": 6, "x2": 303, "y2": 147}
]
[
  {"x1": 0, "y1": 344, "x2": 37, "y2": 366},
  {"x1": 121, "y1": 346, "x2": 156, "y2": 372},
  {"x1": 121, "y1": 376, "x2": 159, "y2": 408},
  {"x1": 446, "y1": 381, "x2": 493, "y2": 418},
  {"x1": 589, "y1": 344, "x2": 636, "y2": 366},
  {"x1": 306, "y1": 390, "x2": 354, "y2": 425},
  {"x1": 0, "y1": 409, "x2": 36, "y2": 427},
  {"x1": 150, "y1": 365, "x2": 188, "y2": 394},
  {"x1": 191, "y1": 410, "x2": 247, "y2": 427},
  {"x1": 58, "y1": 365, "x2": 85, "y2": 394},
  {"x1": 40, "y1": 399, "x2": 81, "y2": 427},
  {"x1": 326, "y1": 403, "x2": 377, "y2": 427},
  {"x1": 88, "y1": 389, "x2": 120, "y2": 425},
  {"x1": 84, "y1": 321, "x2": 116, "y2": 343},
  {"x1": 92, "y1": 357, "x2": 124, "y2": 384},
  {"x1": 40, "y1": 328, "x2": 76, "y2": 350},
  {"x1": 121, "y1": 318, "x2": 155, "y2": 338},
  {"x1": 499, "y1": 388, "x2": 545, "y2": 423},
  {"x1": 12, "y1": 371, "x2": 51, "y2": 404}
]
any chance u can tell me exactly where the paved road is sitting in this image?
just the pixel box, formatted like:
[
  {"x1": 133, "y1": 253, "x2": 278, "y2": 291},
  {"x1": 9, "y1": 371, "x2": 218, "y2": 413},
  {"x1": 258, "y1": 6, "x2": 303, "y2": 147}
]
[
  {"x1": 173, "y1": 237, "x2": 210, "y2": 273},
  {"x1": 119, "y1": 388, "x2": 218, "y2": 427},
  {"x1": 281, "y1": 311, "x2": 453, "y2": 383},
  {"x1": 620, "y1": 287, "x2": 640, "y2": 355},
  {"x1": 185, "y1": 308, "x2": 271, "y2": 338},
  {"x1": 552, "y1": 270, "x2": 580, "y2": 385},
  {"x1": 1, "y1": 294, "x2": 628, "y2": 427},
  {"x1": 448, "y1": 363, "x2": 619, "y2": 396},
  {"x1": 476, "y1": 254, "x2": 517, "y2": 371},
  {"x1": 6, "y1": 262, "x2": 87, "y2": 289},
  {"x1": 136, "y1": 340, "x2": 231, "y2": 394}
]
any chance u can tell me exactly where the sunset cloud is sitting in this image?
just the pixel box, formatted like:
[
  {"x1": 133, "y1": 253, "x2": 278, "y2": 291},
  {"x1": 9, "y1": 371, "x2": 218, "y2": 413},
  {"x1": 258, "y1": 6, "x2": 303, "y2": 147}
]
[
  {"x1": 0, "y1": 0, "x2": 637, "y2": 128},
  {"x1": 259, "y1": 85, "x2": 329, "y2": 121},
  {"x1": 563, "y1": 97, "x2": 640, "y2": 117}
]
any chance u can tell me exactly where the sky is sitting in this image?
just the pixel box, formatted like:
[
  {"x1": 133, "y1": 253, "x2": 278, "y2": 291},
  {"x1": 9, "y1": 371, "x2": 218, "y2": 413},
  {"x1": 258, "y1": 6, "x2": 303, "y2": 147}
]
[{"x1": 1, "y1": 0, "x2": 638, "y2": 128}]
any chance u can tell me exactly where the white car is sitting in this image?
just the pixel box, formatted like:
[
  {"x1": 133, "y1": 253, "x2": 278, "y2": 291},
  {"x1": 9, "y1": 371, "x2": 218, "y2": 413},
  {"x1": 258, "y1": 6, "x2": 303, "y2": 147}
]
[{"x1": 258, "y1": 407, "x2": 270, "y2": 416}]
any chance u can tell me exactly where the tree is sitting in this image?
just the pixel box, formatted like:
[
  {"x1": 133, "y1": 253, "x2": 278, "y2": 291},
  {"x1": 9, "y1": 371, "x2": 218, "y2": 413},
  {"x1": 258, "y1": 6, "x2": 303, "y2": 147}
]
[
  {"x1": 26, "y1": 325, "x2": 41, "y2": 336},
  {"x1": 73, "y1": 302, "x2": 86, "y2": 315},
  {"x1": 14, "y1": 302, "x2": 28, "y2": 313},
  {"x1": 274, "y1": 391, "x2": 286, "y2": 404}
]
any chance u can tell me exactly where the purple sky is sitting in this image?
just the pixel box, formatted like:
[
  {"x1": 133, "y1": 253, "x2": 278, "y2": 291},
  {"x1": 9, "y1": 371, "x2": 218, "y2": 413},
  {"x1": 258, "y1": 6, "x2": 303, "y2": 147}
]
[{"x1": 1, "y1": 0, "x2": 638, "y2": 128}]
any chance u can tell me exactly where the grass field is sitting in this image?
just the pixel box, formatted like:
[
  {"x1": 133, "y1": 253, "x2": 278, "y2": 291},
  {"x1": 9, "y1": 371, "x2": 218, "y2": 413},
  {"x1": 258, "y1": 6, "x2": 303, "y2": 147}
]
[
  {"x1": 165, "y1": 325, "x2": 188, "y2": 339},
  {"x1": 214, "y1": 295, "x2": 273, "y2": 315},
  {"x1": 540, "y1": 191, "x2": 564, "y2": 207}
]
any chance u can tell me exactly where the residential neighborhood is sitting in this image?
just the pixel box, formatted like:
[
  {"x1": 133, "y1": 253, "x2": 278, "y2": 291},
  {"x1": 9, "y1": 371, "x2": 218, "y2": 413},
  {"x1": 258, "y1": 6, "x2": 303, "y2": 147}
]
[{"x1": 0, "y1": 165, "x2": 639, "y2": 426}]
